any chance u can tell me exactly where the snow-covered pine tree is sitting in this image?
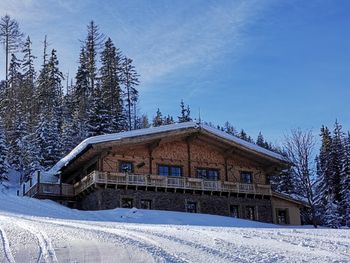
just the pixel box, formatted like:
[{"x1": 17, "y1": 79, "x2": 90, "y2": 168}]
[
  {"x1": 84, "y1": 20, "x2": 104, "y2": 96},
  {"x1": 341, "y1": 132, "x2": 350, "y2": 226},
  {"x1": 21, "y1": 36, "x2": 36, "y2": 131},
  {"x1": 99, "y1": 38, "x2": 125, "y2": 133},
  {"x1": 121, "y1": 56, "x2": 139, "y2": 130},
  {"x1": 152, "y1": 109, "x2": 163, "y2": 127},
  {"x1": 163, "y1": 115, "x2": 174, "y2": 125},
  {"x1": 135, "y1": 114, "x2": 150, "y2": 129},
  {"x1": 61, "y1": 81, "x2": 79, "y2": 155},
  {"x1": 314, "y1": 126, "x2": 334, "y2": 225},
  {"x1": 0, "y1": 14, "x2": 24, "y2": 89},
  {"x1": 0, "y1": 117, "x2": 9, "y2": 183},
  {"x1": 33, "y1": 49, "x2": 64, "y2": 169},
  {"x1": 223, "y1": 121, "x2": 237, "y2": 136},
  {"x1": 72, "y1": 47, "x2": 90, "y2": 140},
  {"x1": 330, "y1": 121, "x2": 344, "y2": 203},
  {"x1": 178, "y1": 100, "x2": 191, "y2": 123},
  {"x1": 86, "y1": 84, "x2": 104, "y2": 137}
]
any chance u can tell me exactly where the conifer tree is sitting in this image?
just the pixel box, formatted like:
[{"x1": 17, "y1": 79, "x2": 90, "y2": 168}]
[
  {"x1": 0, "y1": 117, "x2": 9, "y2": 183},
  {"x1": 178, "y1": 100, "x2": 191, "y2": 122},
  {"x1": 152, "y1": 109, "x2": 163, "y2": 127},
  {"x1": 315, "y1": 126, "x2": 333, "y2": 224},
  {"x1": 121, "y1": 56, "x2": 139, "y2": 130},
  {"x1": 84, "y1": 20, "x2": 104, "y2": 96},
  {"x1": 21, "y1": 36, "x2": 36, "y2": 130},
  {"x1": 0, "y1": 14, "x2": 23, "y2": 88},
  {"x1": 100, "y1": 38, "x2": 124, "y2": 133},
  {"x1": 73, "y1": 47, "x2": 90, "y2": 140},
  {"x1": 341, "y1": 133, "x2": 350, "y2": 226}
]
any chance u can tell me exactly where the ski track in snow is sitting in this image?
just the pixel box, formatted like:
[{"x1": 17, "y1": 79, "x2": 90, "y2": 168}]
[
  {"x1": 14, "y1": 220, "x2": 58, "y2": 263},
  {"x1": 0, "y1": 225, "x2": 16, "y2": 263},
  {"x1": 1, "y1": 192, "x2": 350, "y2": 263},
  {"x1": 17, "y1": 216, "x2": 187, "y2": 263}
]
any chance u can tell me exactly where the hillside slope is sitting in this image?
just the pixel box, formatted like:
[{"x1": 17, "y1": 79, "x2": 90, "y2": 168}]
[{"x1": 0, "y1": 187, "x2": 349, "y2": 262}]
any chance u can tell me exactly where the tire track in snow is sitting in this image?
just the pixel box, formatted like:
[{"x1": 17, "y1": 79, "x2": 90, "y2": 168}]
[
  {"x1": 14, "y1": 221, "x2": 58, "y2": 263},
  {"x1": 19, "y1": 217, "x2": 188, "y2": 263},
  {"x1": 116, "y1": 226, "x2": 243, "y2": 262},
  {"x1": 0, "y1": 225, "x2": 16, "y2": 263}
]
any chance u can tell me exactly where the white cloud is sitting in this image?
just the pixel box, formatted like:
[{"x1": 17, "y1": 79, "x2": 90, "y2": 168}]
[{"x1": 123, "y1": 1, "x2": 268, "y2": 86}]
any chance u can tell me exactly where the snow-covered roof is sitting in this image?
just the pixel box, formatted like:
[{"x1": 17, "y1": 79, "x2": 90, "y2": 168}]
[{"x1": 48, "y1": 121, "x2": 287, "y2": 176}]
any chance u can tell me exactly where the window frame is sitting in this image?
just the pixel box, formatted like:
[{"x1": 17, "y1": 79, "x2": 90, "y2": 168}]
[
  {"x1": 119, "y1": 160, "x2": 134, "y2": 173},
  {"x1": 140, "y1": 199, "x2": 152, "y2": 210},
  {"x1": 245, "y1": 206, "x2": 255, "y2": 220},
  {"x1": 276, "y1": 208, "x2": 289, "y2": 224},
  {"x1": 240, "y1": 171, "x2": 253, "y2": 184},
  {"x1": 157, "y1": 164, "x2": 183, "y2": 177},
  {"x1": 230, "y1": 205, "x2": 240, "y2": 218},
  {"x1": 196, "y1": 167, "x2": 219, "y2": 181},
  {"x1": 186, "y1": 201, "x2": 198, "y2": 213}
]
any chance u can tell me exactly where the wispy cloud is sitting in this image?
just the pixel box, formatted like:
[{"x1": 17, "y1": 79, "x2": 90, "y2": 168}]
[
  {"x1": 0, "y1": 0, "x2": 268, "y2": 88},
  {"x1": 121, "y1": 1, "x2": 268, "y2": 86}
]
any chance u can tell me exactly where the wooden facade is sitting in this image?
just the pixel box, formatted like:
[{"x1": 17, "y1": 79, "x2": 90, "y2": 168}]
[{"x1": 22, "y1": 123, "x2": 303, "y2": 225}]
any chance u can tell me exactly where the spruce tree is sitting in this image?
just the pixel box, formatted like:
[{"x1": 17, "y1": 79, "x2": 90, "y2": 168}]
[
  {"x1": 121, "y1": 56, "x2": 139, "y2": 130},
  {"x1": 315, "y1": 126, "x2": 333, "y2": 224},
  {"x1": 0, "y1": 117, "x2": 9, "y2": 183},
  {"x1": 21, "y1": 36, "x2": 36, "y2": 131},
  {"x1": 178, "y1": 100, "x2": 191, "y2": 122},
  {"x1": 73, "y1": 47, "x2": 90, "y2": 140},
  {"x1": 84, "y1": 20, "x2": 104, "y2": 96},
  {"x1": 0, "y1": 14, "x2": 24, "y2": 88},
  {"x1": 99, "y1": 38, "x2": 124, "y2": 133},
  {"x1": 341, "y1": 133, "x2": 350, "y2": 226},
  {"x1": 152, "y1": 109, "x2": 163, "y2": 127}
]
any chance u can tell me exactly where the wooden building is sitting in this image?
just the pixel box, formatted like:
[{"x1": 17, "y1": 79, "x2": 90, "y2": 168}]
[{"x1": 22, "y1": 122, "x2": 304, "y2": 225}]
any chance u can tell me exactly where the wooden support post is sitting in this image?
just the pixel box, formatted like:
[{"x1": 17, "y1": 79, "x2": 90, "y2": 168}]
[
  {"x1": 224, "y1": 158, "x2": 228, "y2": 181},
  {"x1": 22, "y1": 183, "x2": 25, "y2": 196},
  {"x1": 36, "y1": 171, "x2": 41, "y2": 195},
  {"x1": 148, "y1": 148, "x2": 153, "y2": 175},
  {"x1": 187, "y1": 141, "x2": 191, "y2": 177},
  {"x1": 147, "y1": 139, "x2": 161, "y2": 175},
  {"x1": 59, "y1": 173, "x2": 63, "y2": 196}
]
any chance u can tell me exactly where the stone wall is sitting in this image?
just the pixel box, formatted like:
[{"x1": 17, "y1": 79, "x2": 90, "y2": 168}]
[{"x1": 77, "y1": 188, "x2": 273, "y2": 223}]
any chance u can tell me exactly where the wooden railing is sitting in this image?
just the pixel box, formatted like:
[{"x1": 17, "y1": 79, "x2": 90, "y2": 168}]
[
  {"x1": 24, "y1": 182, "x2": 74, "y2": 198},
  {"x1": 74, "y1": 171, "x2": 272, "y2": 196}
]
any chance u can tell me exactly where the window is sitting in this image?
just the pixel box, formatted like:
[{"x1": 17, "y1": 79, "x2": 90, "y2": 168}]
[
  {"x1": 186, "y1": 201, "x2": 197, "y2": 213},
  {"x1": 196, "y1": 168, "x2": 219, "y2": 180},
  {"x1": 240, "y1": 171, "x2": 253, "y2": 184},
  {"x1": 245, "y1": 206, "x2": 255, "y2": 220},
  {"x1": 119, "y1": 161, "x2": 133, "y2": 173},
  {"x1": 158, "y1": 165, "x2": 182, "y2": 176},
  {"x1": 230, "y1": 205, "x2": 239, "y2": 218},
  {"x1": 171, "y1": 166, "x2": 182, "y2": 177},
  {"x1": 140, "y1": 199, "x2": 152, "y2": 210},
  {"x1": 276, "y1": 209, "x2": 288, "y2": 224},
  {"x1": 121, "y1": 198, "x2": 133, "y2": 208}
]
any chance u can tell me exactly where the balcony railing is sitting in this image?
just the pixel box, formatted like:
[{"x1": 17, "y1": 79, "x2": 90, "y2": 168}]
[{"x1": 73, "y1": 171, "x2": 272, "y2": 196}]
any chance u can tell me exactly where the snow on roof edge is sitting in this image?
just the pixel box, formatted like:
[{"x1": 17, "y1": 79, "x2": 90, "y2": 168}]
[
  {"x1": 48, "y1": 121, "x2": 287, "y2": 176},
  {"x1": 48, "y1": 122, "x2": 198, "y2": 175}
]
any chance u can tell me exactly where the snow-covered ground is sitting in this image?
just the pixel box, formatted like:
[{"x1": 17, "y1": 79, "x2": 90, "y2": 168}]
[{"x1": 0, "y1": 185, "x2": 349, "y2": 262}]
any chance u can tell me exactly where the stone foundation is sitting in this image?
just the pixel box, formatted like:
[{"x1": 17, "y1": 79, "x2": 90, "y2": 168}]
[{"x1": 77, "y1": 188, "x2": 273, "y2": 223}]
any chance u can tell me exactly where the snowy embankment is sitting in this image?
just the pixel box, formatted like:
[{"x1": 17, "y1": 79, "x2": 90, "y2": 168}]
[{"x1": 0, "y1": 187, "x2": 349, "y2": 262}]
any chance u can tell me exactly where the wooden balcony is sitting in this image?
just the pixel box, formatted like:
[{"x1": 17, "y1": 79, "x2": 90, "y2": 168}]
[
  {"x1": 23, "y1": 182, "x2": 74, "y2": 199},
  {"x1": 73, "y1": 170, "x2": 272, "y2": 196}
]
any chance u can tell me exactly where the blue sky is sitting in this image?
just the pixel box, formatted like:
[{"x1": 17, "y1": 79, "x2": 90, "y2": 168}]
[{"x1": 0, "y1": 0, "x2": 349, "y2": 145}]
